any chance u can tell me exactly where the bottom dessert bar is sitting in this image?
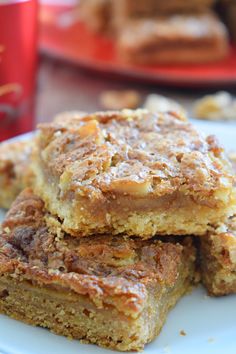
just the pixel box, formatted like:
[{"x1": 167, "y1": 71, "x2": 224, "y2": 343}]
[
  {"x1": 0, "y1": 189, "x2": 197, "y2": 351},
  {"x1": 200, "y1": 217, "x2": 236, "y2": 296}
]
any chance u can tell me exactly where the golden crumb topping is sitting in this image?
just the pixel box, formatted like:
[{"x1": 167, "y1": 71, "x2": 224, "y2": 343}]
[
  {"x1": 35, "y1": 109, "x2": 234, "y2": 199},
  {"x1": 0, "y1": 189, "x2": 194, "y2": 315}
]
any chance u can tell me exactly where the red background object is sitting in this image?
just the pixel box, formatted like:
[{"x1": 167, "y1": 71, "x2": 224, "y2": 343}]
[
  {"x1": 0, "y1": 0, "x2": 38, "y2": 142},
  {"x1": 40, "y1": 4, "x2": 236, "y2": 88}
]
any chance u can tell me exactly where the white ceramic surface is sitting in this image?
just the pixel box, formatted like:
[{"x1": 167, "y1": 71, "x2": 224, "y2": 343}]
[{"x1": 0, "y1": 121, "x2": 236, "y2": 354}]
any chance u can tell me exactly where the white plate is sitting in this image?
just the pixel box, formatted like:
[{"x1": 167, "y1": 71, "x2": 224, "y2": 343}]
[{"x1": 0, "y1": 121, "x2": 236, "y2": 354}]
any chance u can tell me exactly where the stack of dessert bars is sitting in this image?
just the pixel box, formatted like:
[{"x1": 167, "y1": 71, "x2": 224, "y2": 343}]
[
  {"x1": 80, "y1": 0, "x2": 229, "y2": 64},
  {"x1": 0, "y1": 109, "x2": 235, "y2": 351}
]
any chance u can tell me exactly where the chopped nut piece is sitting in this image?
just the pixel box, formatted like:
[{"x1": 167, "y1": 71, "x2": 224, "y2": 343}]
[
  {"x1": 100, "y1": 90, "x2": 141, "y2": 110},
  {"x1": 193, "y1": 91, "x2": 236, "y2": 121},
  {"x1": 144, "y1": 94, "x2": 186, "y2": 116},
  {"x1": 180, "y1": 330, "x2": 187, "y2": 336}
]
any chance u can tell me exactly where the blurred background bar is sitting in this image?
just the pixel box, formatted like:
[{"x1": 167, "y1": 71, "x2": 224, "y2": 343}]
[{"x1": 36, "y1": 0, "x2": 236, "y2": 123}]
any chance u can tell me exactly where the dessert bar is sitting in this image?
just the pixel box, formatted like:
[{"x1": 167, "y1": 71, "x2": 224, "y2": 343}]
[
  {"x1": 117, "y1": 14, "x2": 229, "y2": 64},
  {"x1": 0, "y1": 189, "x2": 197, "y2": 351},
  {"x1": 32, "y1": 109, "x2": 236, "y2": 238}
]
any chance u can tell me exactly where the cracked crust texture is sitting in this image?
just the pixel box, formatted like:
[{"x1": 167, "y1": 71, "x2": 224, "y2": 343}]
[
  {"x1": 0, "y1": 140, "x2": 32, "y2": 209},
  {"x1": 117, "y1": 13, "x2": 229, "y2": 64},
  {"x1": 0, "y1": 189, "x2": 196, "y2": 351},
  {"x1": 32, "y1": 109, "x2": 236, "y2": 238}
]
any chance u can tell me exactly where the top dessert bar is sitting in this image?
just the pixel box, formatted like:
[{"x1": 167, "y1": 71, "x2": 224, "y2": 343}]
[{"x1": 32, "y1": 109, "x2": 236, "y2": 238}]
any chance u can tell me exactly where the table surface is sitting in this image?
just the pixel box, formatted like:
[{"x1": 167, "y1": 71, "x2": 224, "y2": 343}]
[{"x1": 36, "y1": 56, "x2": 236, "y2": 124}]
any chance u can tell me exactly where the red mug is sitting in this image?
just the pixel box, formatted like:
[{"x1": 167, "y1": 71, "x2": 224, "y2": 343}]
[{"x1": 0, "y1": 0, "x2": 38, "y2": 142}]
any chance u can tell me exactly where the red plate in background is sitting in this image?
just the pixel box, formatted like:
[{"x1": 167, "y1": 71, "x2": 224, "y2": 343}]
[{"x1": 39, "y1": 4, "x2": 236, "y2": 88}]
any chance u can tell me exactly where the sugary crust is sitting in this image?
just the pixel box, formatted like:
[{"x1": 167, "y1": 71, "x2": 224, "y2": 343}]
[
  {"x1": 117, "y1": 14, "x2": 229, "y2": 64},
  {"x1": 0, "y1": 189, "x2": 196, "y2": 316},
  {"x1": 35, "y1": 109, "x2": 234, "y2": 200},
  {"x1": 0, "y1": 140, "x2": 32, "y2": 209}
]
